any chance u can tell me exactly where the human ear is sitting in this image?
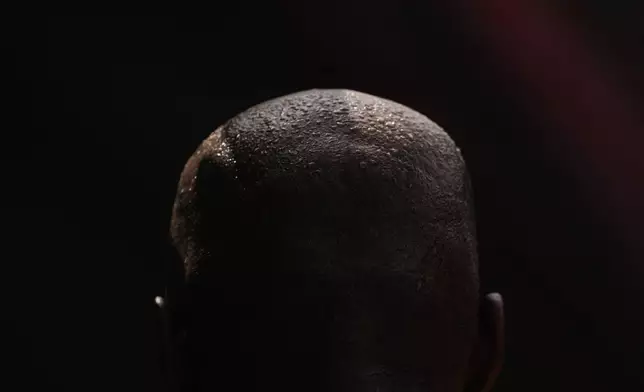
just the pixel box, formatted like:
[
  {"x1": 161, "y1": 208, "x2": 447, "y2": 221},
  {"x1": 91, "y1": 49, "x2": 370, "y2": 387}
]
[{"x1": 465, "y1": 292, "x2": 504, "y2": 392}]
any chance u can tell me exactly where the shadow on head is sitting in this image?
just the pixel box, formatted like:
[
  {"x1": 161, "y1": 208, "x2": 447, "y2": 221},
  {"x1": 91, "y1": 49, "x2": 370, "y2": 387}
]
[{"x1": 164, "y1": 89, "x2": 503, "y2": 392}]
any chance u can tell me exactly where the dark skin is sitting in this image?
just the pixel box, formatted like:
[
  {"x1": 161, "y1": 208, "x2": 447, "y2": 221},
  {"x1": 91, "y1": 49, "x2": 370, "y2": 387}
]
[
  {"x1": 155, "y1": 290, "x2": 503, "y2": 392},
  {"x1": 159, "y1": 90, "x2": 505, "y2": 392}
]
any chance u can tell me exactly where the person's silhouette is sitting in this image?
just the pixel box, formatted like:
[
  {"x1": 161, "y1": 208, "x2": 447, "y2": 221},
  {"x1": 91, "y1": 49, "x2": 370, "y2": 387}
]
[{"x1": 161, "y1": 89, "x2": 504, "y2": 392}]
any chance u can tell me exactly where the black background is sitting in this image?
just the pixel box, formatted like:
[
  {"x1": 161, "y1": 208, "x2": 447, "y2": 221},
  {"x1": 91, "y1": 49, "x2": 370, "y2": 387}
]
[{"x1": 4, "y1": 4, "x2": 644, "y2": 391}]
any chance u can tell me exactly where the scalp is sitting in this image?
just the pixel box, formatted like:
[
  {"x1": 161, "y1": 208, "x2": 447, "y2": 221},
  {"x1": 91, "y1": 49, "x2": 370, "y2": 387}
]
[{"x1": 171, "y1": 89, "x2": 476, "y2": 282}]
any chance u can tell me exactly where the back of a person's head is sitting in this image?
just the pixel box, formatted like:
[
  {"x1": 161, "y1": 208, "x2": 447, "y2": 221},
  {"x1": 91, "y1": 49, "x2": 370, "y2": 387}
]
[{"x1": 169, "y1": 89, "x2": 501, "y2": 392}]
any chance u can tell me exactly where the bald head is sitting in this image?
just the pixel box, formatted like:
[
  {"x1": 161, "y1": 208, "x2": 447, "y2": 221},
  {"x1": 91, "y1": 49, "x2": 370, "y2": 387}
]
[{"x1": 169, "y1": 90, "x2": 491, "y2": 392}]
